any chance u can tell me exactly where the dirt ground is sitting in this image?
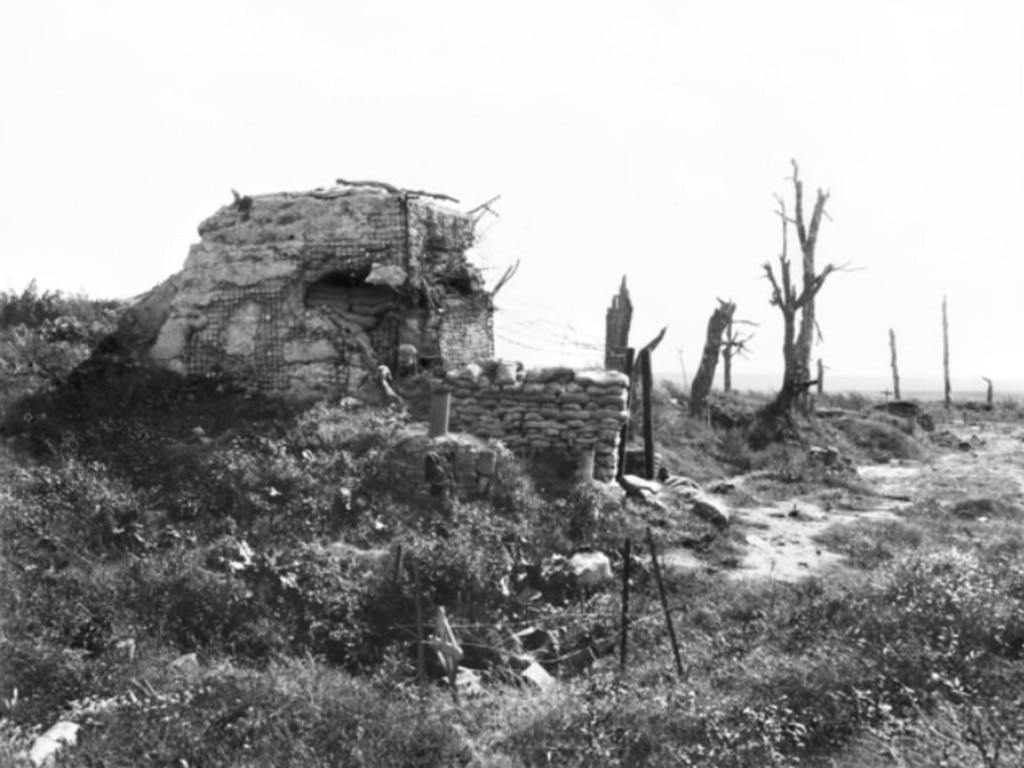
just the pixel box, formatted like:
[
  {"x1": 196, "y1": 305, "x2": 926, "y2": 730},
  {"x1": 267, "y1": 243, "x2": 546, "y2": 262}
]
[{"x1": 668, "y1": 421, "x2": 1024, "y2": 582}]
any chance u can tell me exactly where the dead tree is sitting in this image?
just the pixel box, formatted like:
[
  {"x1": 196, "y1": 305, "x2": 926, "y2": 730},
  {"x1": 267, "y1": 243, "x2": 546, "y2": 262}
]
[
  {"x1": 758, "y1": 166, "x2": 844, "y2": 432},
  {"x1": 605, "y1": 276, "x2": 633, "y2": 373},
  {"x1": 817, "y1": 358, "x2": 826, "y2": 394},
  {"x1": 690, "y1": 299, "x2": 736, "y2": 419},
  {"x1": 982, "y1": 376, "x2": 993, "y2": 408},
  {"x1": 790, "y1": 160, "x2": 832, "y2": 413},
  {"x1": 721, "y1": 313, "x2": 757, "y2": 393},
  {"x1": 889, "y1": 328, "x2": 901, "y2": 400},
  {"x1": 942, "y1": 295, "x2": 952, "y2": 410}
]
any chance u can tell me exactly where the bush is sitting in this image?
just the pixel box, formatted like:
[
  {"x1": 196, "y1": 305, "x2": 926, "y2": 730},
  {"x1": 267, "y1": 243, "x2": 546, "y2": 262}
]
[{"x1": 834, "y1": 416, "x2": 924, "y2": 462}]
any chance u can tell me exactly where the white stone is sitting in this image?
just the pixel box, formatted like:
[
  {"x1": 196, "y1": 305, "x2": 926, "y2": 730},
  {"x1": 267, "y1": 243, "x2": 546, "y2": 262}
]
[
  {"x1": 28, "y1": 721, "x2": 79, "y2": 767},
  {"x1": 570, "y1": 551, "x2": 613, "y2": 586}
]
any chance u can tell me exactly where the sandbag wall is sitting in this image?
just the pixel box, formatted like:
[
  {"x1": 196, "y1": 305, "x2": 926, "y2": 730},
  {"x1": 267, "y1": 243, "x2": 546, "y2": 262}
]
[{"x1": 439, "y1": 364, "x2": 631, "y2": 481}]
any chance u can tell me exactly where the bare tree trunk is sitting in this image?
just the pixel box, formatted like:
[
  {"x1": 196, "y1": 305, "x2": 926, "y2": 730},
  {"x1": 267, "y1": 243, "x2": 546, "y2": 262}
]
[
  {"x1": 942, "y1": 295, "x2": 951, "y2": 410},
  {"x1": 605, "y1": 276, "x2": 632, "y2": 373},
  {"x1": 791, "y1": 160, "x2": 831, "y2": 415},
  {"x1": 889, "y1": 328, "x2": 901, "y2": 400},
  {"x1": 722, "y1": 316, "x2": 733, "y2": 393},
  {"x1": 816, "y1": 358, "x2": 825, "y2": 394},
  {"x1": 754, "y1": 164, "x2": 842, "y2": 444},
  {"x1": 983, "y1": 376, "x2": 993, "y2": 408},
  {"x1": 689, "y1": 299, "x2": 736, "y2": 419}
]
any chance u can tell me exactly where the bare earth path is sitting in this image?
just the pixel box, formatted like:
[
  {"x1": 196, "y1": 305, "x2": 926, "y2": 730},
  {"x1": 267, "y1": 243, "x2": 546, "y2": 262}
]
[{"x1": 708, "y1": 422, "x2": 1024, "y2": 582}]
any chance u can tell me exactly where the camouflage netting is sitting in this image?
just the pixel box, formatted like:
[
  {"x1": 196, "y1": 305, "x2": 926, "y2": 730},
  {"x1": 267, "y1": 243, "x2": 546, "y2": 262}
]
[{"x1": 114, "y1": 183, "x2": 495, "y2": 396}]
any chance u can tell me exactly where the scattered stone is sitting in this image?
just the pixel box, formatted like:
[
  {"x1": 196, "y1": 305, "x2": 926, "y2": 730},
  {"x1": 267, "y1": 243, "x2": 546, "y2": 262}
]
[
  {"x1": 706, "y1": 480, "x2": 736, "y2": 494},
  {"x1": 688, "y1": 493, "x2": 731, "y2": 528},
  {"x1": 28, "y1": 721, "x2": 79, "y2": 767},
  {"x1": 569, "y1": 551, "x2": 613, "y2": 587},
  {"x1": 514, "y1": 627, "x2": 560, "y2": 663},
  {"x1": 455, "y1": 667, "x2": 484, "y2": 696},
  {"x1": 111, "y1": 637, "x2": 136, "y2": 661},
  {"x1": 521, "y1": 661, "x2": 557, "y2": 692},
  {"x1": 620, "y1": 474, "x2": 661, "y2": 497},
  {"x1": 169, "y1": 652, "x2": 199, "y2": 672}
]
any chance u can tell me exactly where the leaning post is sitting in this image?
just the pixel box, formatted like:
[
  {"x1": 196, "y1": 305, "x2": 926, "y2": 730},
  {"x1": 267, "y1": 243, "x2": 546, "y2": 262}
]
[{"x1": 640, "y1": 348, "x2": 655, "y2": 480}]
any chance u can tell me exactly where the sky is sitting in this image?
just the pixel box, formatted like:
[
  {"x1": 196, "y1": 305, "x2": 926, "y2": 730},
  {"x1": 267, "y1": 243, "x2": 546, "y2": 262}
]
[{"x1": 2, "y1": 1, "x2": 1022, "y2": 390}]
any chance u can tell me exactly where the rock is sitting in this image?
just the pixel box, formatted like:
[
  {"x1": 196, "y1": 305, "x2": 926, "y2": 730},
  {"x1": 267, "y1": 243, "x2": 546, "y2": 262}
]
[
  {"x1": 807, "y1": 445, "x2": 841, "y2": 467},
  {"x1": 620, "y1": 474, "x2": 661, "y2": 497},
  {"x1": 521, "y1": 661, "x2": 557, "y2": 691},
  {"x1": 569, "y1": 552, "x2": 613, "y2": 587},
  {"x1": 659, "y1": 473, "x2": 702, "y2": 492},
  {"x1": 706, "y1": 480, "x2": 736, "y2": 494},
  {"x1": 688, "y1": 493, "x2": 731, "y2": 527},
  {"x1": 455, "y1": 667, "x2": 484, "y2": 696},
  {"x1": 169, "y1": 652, "x2": 199, "y2": 672},
  {"x1": 514, "y1": 627, "x2": 560, "y2": 663},
  {"x1": 28, "y1": 721, "x2": 80, "y2": 767}
]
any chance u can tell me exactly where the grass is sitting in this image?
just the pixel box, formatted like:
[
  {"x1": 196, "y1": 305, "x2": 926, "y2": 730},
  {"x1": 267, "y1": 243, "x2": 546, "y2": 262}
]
[{"x1": 3, "y1": 289, "x2": 1024, "y2": 765}]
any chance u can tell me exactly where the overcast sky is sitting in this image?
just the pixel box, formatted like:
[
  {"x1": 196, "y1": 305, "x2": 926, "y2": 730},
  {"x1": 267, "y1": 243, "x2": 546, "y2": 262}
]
[{"x1": 2, "y1": 1, "x2": 1021, "y2": 388}]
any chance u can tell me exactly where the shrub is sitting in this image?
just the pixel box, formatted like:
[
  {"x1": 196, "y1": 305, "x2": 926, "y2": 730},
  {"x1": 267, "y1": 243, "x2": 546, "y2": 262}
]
[
  {"x1": 814, "y1": 518, "x2": 925, "y2": 569},
  {"x1": 834, "y1": 416, "x2": 924, "y2": 462}
]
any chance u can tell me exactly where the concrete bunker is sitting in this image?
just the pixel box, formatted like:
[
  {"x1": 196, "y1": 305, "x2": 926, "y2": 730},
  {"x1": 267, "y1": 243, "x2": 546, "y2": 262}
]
[{"x1": 115, "y1": 181, "x2": 496, "y2": 397}]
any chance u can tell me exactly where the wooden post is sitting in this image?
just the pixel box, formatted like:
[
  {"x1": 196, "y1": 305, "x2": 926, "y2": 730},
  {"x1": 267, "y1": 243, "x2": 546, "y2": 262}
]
[
  {"x1": 640, "y1": 348, "x2": 655, "y2": 480},
  {"x1": 816, "y1": 358, "x2": 825, "y2": 395},
  {"x1": 646, "y1": 528, "x2": 683, "y2": 679},
  {"x1": 392, "y1": 544, "x2": 404, "y2": 588},
  {"x1": 429, "y1": 389, "x2": 452, "y2": 437},
  {"x1": 942, "y1": 295, "x2": 951, "y2": 410},
  {"x1": 577, "y1": 449, "x2": 596, "y2": 483},
  {"x1": 414, "y1": 562, "x2": 426, "y2": 687},
  {"x1": 616, "y1": 348, "x2": 635, "y2": 481},
  {"x1": 889, "y1": 328, "x2": 901, "y2": 401},
  {"x1": 619, "y1": 538, "x2": 631, "y2": 673},
  {"x1": 605, "y1": 276, "x2": 633, "y2": 373}
]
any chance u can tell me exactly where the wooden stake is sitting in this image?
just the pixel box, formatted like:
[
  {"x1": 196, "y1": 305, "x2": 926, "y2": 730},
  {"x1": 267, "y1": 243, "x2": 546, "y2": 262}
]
[
  {"x1": 414, "y1": 562, "x2": 426, "y2": 687},
  {"x1": 616, "y1": 348, "x2": 635, "y2": 481},
  {"x1": 640, "y1": 349, "x2": 655, "y2": 480},
  {"x1": 889, "y1": 328, "x2": 901, "y2": 401},
  {"x1": 619, "y1": 539, "x2": 632, "y2": 673},
  {"x1": 646, "y1": 528, "x2": 684, "y2": 678},
  {"x1": 393, "y1": 544, "x2": 404, "y2": 588},
  {"x1": 942, "y1": 295, "x2": 951, "y2": 410}
]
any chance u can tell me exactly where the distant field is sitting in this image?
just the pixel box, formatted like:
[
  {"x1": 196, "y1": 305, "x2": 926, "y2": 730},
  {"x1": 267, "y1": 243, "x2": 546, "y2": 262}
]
[{"x1": 658, "y1": 371, "x2": 1024, "y2": 401}]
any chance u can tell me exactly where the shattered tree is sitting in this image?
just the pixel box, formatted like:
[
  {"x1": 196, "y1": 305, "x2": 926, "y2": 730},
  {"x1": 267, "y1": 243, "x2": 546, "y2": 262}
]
[
  {"x1": 720, "y1": 313, "x2": 756, "y2": 393},
  {"x1": 690, "y1": 299, "x2": 736, "y2": 419},
  {"x1": 604, "y1": 276, "x2": 633, "y2": 374},
  {"x1": 760, "y1": 161, "x2": 842, "y2": 427}
]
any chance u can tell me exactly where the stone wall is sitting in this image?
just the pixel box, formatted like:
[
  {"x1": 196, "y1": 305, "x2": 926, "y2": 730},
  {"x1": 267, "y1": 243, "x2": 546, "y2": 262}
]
[{"x1": 438, "y1": 364, "x2": 631, "y2": 481}]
